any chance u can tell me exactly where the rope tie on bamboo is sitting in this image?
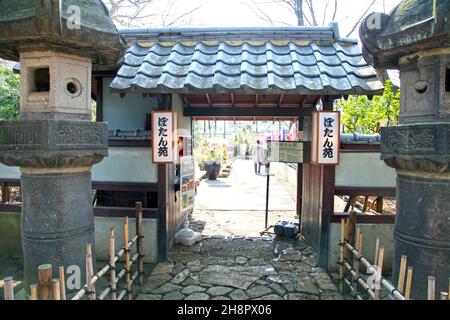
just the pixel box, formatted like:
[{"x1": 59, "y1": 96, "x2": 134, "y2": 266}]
[
  {"x1": 391, "y1": 287, "x2": 402, "y2": 296},
  {"x1": 123, "y1": 248, "x2": 131, "y2": 253},
  {"x1": 84, "y1": 287, "x2": 95, "y2": 296},
  {"x1": 109, "y1": 286, "x2": 118, "y2": 293},
  {"x1": 108, "y1": 263, "x2": 116, "y2": 270}
]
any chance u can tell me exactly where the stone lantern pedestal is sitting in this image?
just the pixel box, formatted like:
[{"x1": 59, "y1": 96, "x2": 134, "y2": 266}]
[
  {"x1": 0, "y1": 0, "x2": 125, "y2": 295},
  {"x1": 361, "y1": 0, "x2": 450, "y2": 299}
]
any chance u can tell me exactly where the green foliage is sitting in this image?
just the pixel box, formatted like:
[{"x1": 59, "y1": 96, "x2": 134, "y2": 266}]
[
  {"x1": 0, "y1": 67, "x2": 20, "y2": 120},
  {"x1": 336, "y1": 80, "x2": 400, "y2": 134}
]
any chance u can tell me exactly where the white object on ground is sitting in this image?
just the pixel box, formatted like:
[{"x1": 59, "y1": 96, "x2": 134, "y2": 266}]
[{"x1": 175, "y1": 228, "x2": 202, "y2": 246}]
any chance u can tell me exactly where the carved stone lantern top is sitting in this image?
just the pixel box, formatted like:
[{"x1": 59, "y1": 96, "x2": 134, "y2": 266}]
[
  {"x1": 0, "y1": 0, "x2": 126, "y2": 70},
  {"x1": 360, "y1": 0, "x2": 450, "y2": 69}
]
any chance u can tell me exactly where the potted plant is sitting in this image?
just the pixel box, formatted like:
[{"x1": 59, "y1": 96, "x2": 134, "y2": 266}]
[{"x1": 204, "y1": 150, "x2": 221, "y2": 180}]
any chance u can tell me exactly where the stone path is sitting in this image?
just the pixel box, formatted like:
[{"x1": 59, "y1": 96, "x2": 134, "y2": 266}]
[{"x1": 136, "y1": 237, "x2": 344, "y2": 301}]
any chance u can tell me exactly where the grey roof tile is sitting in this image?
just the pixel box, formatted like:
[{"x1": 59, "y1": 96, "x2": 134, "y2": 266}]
[{"x1": 111, "y1": 39, "x2": 383, "y2": 95}]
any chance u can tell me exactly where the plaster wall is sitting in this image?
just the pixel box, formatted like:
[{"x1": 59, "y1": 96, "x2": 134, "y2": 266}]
[
  {"x1": 0, "y1": 212, "x2": 158, "y2": 263},
  {"x1": 335, "y1": 152, "x2": 396, "y2": 188},
  {"x1": 91, "y1": 147, "x2": 157, "y2": 183},
  {"x1": 328, "y1": 222, "x2": 395, "y2": 272}
]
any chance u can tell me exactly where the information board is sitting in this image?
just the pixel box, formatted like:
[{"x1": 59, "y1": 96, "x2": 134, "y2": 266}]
[
  {"x1": 180, "y1": 156, "x2": 196, "y2": 213},
  {"x1": 267, "y1": 141, "x2": 307, "y2": 163}
]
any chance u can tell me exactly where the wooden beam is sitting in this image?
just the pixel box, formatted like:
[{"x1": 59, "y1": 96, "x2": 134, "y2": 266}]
[
  {"x1": 318, "y1": 96, "x2": 336, "y2": 268},
  {"x1": 184, "y1": 106, "x2": 316, "y2": 117},
  {"x1": 334, "y1": 186, "x2": 396, "y2": 197},
  {"x1": 255, "y1": 94, "x2": 259, "y2": 107},
  {"x1": 205, "y1": 93, "x2": 211, "y2": 106},
  {"x1": 95, "y1": 77, "x2": 103, "y2": 122},
  {"x1": 230, "y1": 93, "x2": 235, "y2": 107},
  {"x1": 331, "y1": 213, "x2": 396, "y2": 224}
]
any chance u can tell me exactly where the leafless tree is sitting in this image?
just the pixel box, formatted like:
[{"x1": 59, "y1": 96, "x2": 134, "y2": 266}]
[
  {"x1": 103, "y1": 0, "x2": 205, "y2": 28},
  {"x1": 242, "y1": 0, "x2": 378, "y2": 37}
]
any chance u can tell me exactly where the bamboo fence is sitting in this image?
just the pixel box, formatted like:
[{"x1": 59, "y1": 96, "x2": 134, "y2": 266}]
[
  {"x1": 3, "y1": 202, "x2": 145, "y2": 301},
  {"x1": 338, "y1": 217, "x2": 449, "y2": 301}
]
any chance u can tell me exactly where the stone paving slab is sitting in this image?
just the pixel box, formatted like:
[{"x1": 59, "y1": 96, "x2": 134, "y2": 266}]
[{"x1": 140, "y1": 237, "x2": 345, "y2": 300}]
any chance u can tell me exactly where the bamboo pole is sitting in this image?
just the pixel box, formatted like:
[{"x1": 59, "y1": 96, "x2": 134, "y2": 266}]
[
  {"x1": 109, "y1": 227, "x2": 117, "y2": 300},
  {"x1": 86, "y1": 243, "x2": 96, "y2": 300},
  {"x1": 59, "y1": 266, "x2": 66, "y2": 301},
  {"x1": 405, "y1": 267, "x2": 413, "y2": 300},
  {"x1": 374, "y1": 246, "x2": 384, "y2": 300},
  {"x1": 428, "y1": 276, "x2": 435, "y2": 300},
  {"x1": 339, "y1": 218, "x2": 345, "y2": 280},
  {"x1": 136, "y1": 202, "x2": 144, "y2": 286},
  {"x1": 124, "y1": 216, "x2": 132, "y2": 300},
  {"x1": 440, "y1": 292, "x2": 448, "y2": 300},
  {"x1": 38, "y1": 264, "x2": 52, "y2": 300},
  {"x1": 52, "y1": 279, "x2": 61, "y2": 301},
  {"x1": 374, "y1": 238, "x2": 380, "y2": 266},
  {"x1": 397, "y1": 255, "x2": 407, "y2": 294},
  {"x1": 3, "y1": 277, "x2": 14, "y2": 300},
  {"x1": 30, "y1": 284, "x2": 38, "y2": 301},
  {"x1": 352, "y1": 229, "x2": 362, "y2": 297}
]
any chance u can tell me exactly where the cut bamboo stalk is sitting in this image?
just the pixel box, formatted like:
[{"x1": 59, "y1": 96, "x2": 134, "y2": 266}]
[
  {"x1": 86, "y1": 243, "x2": 96, "y2": 300},
  {"x1": 374, "y1": 238, "x2": 380, "y2": 266},
  {"x1": 38, "y1": 264, "x2": 52, "y2": 300},
  {"x1": 136, "y1": 202, "x2": 144, "y2": 286},
  {"x1": 59, "y1": 266, "x2": 66, "y2": 301},
  {"x1": 109, "y1": 227, "x2": 117, "y2": 300},
  {"x1": 428, "y1": 276, "x2": 435, "y2": 300},
  {"x1": 30, "y1": 284, "x2": 38, "y2": 300},
  {"x1": 52, "y1": 279, "x2": 61, "y2": 300},
  {"x1": 374, "y1": 246, "x2": 384, "y2": 300},
  {"x1": 3, "y1": 277, "x2": 14, "y2": 300},
  {"x1": 405, "y1": 267, "x2": 413, "y2": 300},
  {"x1": 339, "y1": 218, "x2": 345, "y2": 280},
  {"x1": 397, "y1": 255, "x2": 407, "y2": 294},
  {"x1": 124, "y1": 216, "x2": 132, "y2": 300},
  {"x1": 440, "y1": 292, "x2": 448, "y2": 300}
]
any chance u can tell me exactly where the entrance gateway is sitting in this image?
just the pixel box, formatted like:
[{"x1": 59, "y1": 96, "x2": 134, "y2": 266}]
[{"x1": 110, "y1": 25, "x2": 383, "y2": 267}]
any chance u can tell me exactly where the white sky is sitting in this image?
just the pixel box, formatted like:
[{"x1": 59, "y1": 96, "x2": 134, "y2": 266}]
[{"x1": 114, "y1": 0, "x2": 402, "y2": 39}]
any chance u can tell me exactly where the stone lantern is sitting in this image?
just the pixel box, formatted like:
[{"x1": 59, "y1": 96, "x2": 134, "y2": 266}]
[
  {"x1": 0, "y1": 0, "x2": 125, "y2": 294},
  {"x1": 361, "y1": 0, "x2": 450, "y2": 299}
]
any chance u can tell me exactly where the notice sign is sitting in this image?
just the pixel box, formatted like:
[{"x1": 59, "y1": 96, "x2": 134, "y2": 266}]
[
  {"x1": 152, "y1": 111, "x2": 177, "y2": 163},
  {"x1": 268, "y1": 141, "x2": 307, "y2": 163},
  {"x1": 180, "y1": 156, "x2": 196, "y2": 213},
  {"x1": 311, "y1": 111, "x2": 340, "y2": 165}
]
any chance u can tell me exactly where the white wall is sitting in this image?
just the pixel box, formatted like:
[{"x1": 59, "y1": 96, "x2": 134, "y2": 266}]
[
  {"x1": 335, "y1": 152, "x2": 396, "y2": 187},
  {"x1": 92, "y1": 147, "x2": 158, "y2": 183}
]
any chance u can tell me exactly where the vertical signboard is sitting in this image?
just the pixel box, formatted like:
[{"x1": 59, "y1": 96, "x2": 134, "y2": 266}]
[
  {"x1": 311, "y1": 111, "x2": 340, "y2": 165},
  {"x1": 152, "y1": 111, "x2": 177, "y2": 163},
  {"x1": 180, "y1": 156, "x2": 196, "y2": 213}
]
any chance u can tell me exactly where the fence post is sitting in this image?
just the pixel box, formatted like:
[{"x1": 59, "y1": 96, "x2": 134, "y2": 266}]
[
  {"x1": 52, "y1": 279, "x2": 61, "y2": 300},
  {"x1": 427, "y1": 276, "x2": 435, "y2": 300},
  {"x1": 397, "y1": 255, "x2": 407, "y2": 294},
  {"x1": 339, "y1": 218, "x2": 345, "y2": 281},
  {"x1": 86, "y1": 243, "x2": 96, "y2": 300},
  {"x1": 30, "y1": 284, "x2": 38, "y2": 300},
  {"x1": 3, "y1": 277, "x2": 14, "y2": 300},
  {"x1": 136, "y1": 202, "x2": 144, "y2": 286},
  {"x1": 59, "y1": 266, "x2": 66, "y2": 300},
  {"x1": 124, "y1": 216, "x2": 132, "y2": 300},
  {"x1": 374, "y1": 246, "x2": 384, "y2": 300},
  {"x1": 109, "y1": 227, "x2": 117, "y2": 300},
  {"x1": 38, "y1": 264, "x2": 52, "y2": 300},
  {"x1": 405, "y1": 267, "x2": 413, "y2": 300}
]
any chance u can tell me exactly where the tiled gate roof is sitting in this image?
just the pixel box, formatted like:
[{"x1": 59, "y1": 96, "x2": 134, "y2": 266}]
[{"x1": 111, "y1": 27, "x2": 383, "y2": 95}]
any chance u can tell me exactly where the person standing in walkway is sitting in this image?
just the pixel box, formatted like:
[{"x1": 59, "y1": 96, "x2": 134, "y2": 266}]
[{"x1": 252, "y1": 140, "x2": 265, "y2": 174}]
